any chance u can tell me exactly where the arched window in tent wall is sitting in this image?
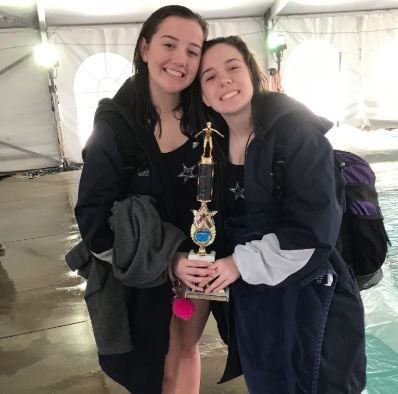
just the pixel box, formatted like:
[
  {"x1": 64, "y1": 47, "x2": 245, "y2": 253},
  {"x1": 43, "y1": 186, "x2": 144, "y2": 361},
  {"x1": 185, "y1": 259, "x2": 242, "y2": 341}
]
[
  {"x1": 284, "y1": 39, "x2": 344, "y2": 125},
  {"x1": 74, "y1": 52, "x2": 133, "y2": 147}
]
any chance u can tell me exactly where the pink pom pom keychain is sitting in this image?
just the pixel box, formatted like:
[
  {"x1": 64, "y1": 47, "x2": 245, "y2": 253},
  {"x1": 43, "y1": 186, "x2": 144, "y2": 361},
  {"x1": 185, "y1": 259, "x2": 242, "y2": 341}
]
[
  {"x1": 169, "y1": 265, "x2": 195, "y2": 321},
  {"x1": 173, "y1": 296, "x2": 195, "y2": 321}
]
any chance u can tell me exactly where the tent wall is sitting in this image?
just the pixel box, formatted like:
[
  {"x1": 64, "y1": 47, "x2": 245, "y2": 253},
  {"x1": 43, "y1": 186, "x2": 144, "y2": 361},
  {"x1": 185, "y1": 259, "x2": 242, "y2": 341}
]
[
  {"x1": 47, "y1": 25, "x2": 141, "y2": 165},
  {"x1": 362, "y1": 12, "x2": 398, "y2": 123},
  {"x1": 2, "y1": 10, "x2": 397, "y2": 171},
  {"x1": 48, "y1": 17, "x2": 266, "y2": 164},
  {"x1": 0, "y1": 29, "x2": 60, "y2": 173},
  {"x1": 273, "y1": 10, "x2": 398, "y2": 127}
]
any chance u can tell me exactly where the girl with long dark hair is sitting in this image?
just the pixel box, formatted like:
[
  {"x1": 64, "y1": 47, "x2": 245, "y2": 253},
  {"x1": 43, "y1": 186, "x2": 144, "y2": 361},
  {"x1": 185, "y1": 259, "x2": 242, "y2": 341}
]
[
  {"x1": 197, "y1": 36, "x2": 367, "y2": 394},
  {"x1": 74, "y1": 6, "x2": 215, "y2": 394}
]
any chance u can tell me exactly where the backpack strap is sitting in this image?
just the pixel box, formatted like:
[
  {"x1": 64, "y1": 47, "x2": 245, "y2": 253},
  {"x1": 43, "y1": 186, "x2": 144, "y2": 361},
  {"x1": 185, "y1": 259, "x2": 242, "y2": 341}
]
[{"x1": 95, "y1": 111, "x2": 147, "y2": 177}]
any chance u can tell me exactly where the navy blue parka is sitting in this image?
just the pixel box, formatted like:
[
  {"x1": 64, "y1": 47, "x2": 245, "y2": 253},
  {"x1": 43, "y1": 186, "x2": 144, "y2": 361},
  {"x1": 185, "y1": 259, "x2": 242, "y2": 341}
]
[{"x1": 211, "y1": 92, "x2": 367, "y2": 394}]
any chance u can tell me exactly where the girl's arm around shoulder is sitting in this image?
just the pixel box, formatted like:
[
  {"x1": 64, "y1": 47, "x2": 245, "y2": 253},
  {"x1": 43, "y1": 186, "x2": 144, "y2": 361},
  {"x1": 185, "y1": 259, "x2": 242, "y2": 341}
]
[{"x1": 234, "y1": 122, "x2": 343, "y2": 287}]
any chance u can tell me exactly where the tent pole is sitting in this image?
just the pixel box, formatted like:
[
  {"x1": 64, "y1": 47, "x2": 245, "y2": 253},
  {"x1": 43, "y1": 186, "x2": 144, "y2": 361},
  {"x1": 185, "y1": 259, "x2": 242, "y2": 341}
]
[
  {"x1": 266, "y1": 1, "x2": 291, "y2": 79},
  {"x1": 0, "y1": 52, "x2": 34, "y2": 78},
  {"x1": 36, "y1": 0, "x2": 68, "y2": 167},
  {"x1": 269, "y1": 0, "x2": 291, "y2": 26}
]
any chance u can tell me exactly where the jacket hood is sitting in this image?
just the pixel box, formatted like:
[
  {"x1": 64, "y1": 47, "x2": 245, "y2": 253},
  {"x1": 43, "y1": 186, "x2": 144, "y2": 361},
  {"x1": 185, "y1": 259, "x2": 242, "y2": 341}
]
[
  {"x1": 260, "y1": 92, "x2": 333, "y2": 136},
  {"x1": 94, "y1": 77, "x2": 134, "y2": 123}
]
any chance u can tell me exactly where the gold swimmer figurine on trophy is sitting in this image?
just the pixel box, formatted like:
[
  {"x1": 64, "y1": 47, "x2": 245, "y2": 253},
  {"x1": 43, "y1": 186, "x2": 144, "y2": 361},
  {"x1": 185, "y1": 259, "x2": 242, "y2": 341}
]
[
  {"x1": 195, "y1": 122, "x2": 225, "y2": 162},
  {"x1": 185, "y1": 122, "x2": 229, "y2": 302}
]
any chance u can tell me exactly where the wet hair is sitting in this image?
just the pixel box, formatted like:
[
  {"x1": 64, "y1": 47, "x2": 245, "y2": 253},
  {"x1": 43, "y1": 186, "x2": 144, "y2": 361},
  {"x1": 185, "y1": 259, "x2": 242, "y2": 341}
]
[
  {"x1": 197, "y1": 36, "x2": 270, "y2": 170},
  {"x1": 201, "y1": 36, "x2": 269, "y2": 134},
  {"x1": 131, "y1": 5, "x2": 209, "y2": 137}
]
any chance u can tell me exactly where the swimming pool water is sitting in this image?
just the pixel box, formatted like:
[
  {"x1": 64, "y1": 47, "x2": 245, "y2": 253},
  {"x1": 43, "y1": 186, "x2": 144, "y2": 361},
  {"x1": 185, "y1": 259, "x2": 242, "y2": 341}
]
[{"x1": 362, "y1": 161, "x2": 398, "y2": 394}]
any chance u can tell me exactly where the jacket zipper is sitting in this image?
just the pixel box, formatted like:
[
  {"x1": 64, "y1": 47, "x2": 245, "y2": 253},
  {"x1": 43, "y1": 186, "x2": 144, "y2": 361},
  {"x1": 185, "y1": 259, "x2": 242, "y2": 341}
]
[
  {"x1": 141, "y1": 145, "x2": 173, "y2": 223},
  {"x1": 339, "y1": 161, "x2": 373, "y2": 174},
  {"x1": 243, "y1": 131, "x2": 256, "y2": 224}
]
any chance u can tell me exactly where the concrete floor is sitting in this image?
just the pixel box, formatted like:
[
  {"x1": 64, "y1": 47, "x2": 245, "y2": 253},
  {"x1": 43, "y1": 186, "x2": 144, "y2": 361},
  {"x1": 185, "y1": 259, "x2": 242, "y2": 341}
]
[{"x1": 0, "y1": 171, "x2": 249, "y2": 394}]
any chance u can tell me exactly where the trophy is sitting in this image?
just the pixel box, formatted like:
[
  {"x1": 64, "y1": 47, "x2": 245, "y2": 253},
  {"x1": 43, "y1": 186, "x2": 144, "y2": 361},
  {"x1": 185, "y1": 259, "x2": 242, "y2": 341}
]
[{"x1": 185, "y1": 122, "x2": 230, "y2": 302}]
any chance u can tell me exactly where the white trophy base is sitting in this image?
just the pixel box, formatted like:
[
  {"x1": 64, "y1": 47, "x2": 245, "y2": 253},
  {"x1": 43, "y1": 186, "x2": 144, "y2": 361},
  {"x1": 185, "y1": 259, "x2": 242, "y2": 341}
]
[
  {"x1": 185, "y1": 250, "x2": 229, "y2": 302},
  {"x1": 188, "y1": 250, "x2": 216, "y2": 262}
]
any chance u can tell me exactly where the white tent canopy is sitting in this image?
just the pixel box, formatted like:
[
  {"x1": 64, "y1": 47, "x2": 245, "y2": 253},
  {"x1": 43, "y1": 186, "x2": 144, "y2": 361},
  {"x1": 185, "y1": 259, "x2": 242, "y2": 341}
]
[{"x1": 1, "y1": 1, "x2": 398, "y2": 171}]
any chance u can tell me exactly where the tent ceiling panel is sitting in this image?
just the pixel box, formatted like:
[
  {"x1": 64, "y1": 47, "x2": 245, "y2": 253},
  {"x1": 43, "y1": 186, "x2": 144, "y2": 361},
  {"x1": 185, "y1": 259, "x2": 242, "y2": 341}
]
[
  {"x1": 281, "y1": 0, "x2": 398, "y2": 16},
  {"x1": 44, "y1": 1, "x2": 275, "y2": 25},
  {"x1": 2, "y1": 0, "x2": 398, "y2": 28},
  {"x1": 0, "y1": 1, "x2": 38, "y2": 28},
  {"x1": 0, "y1": 19, "x2": 22, "y2": 29}
]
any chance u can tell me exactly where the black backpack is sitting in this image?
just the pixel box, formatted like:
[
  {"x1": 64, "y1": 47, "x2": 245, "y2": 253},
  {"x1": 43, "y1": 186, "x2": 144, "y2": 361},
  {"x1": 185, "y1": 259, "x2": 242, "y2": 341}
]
[{"x1": 272, "y1": 113, "x2": 390, "y2": 290}]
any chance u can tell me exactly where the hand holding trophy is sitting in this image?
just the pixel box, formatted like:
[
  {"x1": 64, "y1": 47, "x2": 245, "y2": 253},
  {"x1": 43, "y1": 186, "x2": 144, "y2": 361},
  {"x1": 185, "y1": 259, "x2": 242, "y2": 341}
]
[{"x1": 185, "y1": 123, "x2": 229, "y2": 302}]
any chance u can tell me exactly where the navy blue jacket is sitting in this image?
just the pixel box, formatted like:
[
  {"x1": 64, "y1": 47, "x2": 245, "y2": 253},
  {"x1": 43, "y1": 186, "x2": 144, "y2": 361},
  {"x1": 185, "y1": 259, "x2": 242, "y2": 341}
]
[
  {"x1": 212, "y1": 93, "x2": 367, "y2": 394},
  {"x1": 74, "y1": 79, "x2": 184, "y2": 394}
]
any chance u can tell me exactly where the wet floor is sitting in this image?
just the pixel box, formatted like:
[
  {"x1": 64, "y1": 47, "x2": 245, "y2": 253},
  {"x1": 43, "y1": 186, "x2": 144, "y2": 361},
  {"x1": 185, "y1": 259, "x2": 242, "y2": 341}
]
[{"x1": 0, "y1": 171, "x2": 248, "y2": 394}]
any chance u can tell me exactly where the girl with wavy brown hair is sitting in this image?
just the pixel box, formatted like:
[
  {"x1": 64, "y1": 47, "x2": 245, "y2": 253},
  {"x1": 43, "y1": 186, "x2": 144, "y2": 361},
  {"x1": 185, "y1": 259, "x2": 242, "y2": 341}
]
[{"x1": 75, "y1": 6, "x2": 215, "y2": 394}]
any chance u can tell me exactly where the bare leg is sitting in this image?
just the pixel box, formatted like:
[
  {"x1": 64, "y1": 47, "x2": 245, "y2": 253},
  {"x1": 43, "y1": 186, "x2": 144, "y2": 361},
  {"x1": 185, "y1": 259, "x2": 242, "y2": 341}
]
[
  {"x1": 176, "y1": 282, "x2": 211, "y2": 394},
  {"x1": 162, "y1": 316, "x2": 181, "y2": 394}
]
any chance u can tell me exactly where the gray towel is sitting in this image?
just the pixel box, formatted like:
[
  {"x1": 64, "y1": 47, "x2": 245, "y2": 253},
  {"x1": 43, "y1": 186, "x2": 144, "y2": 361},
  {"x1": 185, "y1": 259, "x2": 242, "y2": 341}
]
[
  {"x1": 109, "y1": 195, "x2": 187, "y2": 288},
  {"x1": 65, "y1": 194, "x2": 187, "y2": 354}
]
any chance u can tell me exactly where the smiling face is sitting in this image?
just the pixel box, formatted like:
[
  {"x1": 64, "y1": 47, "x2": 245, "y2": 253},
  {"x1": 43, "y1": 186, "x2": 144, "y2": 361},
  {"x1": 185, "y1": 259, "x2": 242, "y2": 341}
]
[
  {"x1": 200, "y1": 43, "x2": 254, "y2": 117},
  {"x1": 140, "y1": 16, "x2": 204, "y2": 96}
]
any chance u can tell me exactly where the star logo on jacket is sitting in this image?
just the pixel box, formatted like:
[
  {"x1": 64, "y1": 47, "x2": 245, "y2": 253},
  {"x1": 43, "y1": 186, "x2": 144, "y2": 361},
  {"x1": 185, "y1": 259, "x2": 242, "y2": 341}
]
[
  {"x1": 177, "y1": 164, "x2": 197, "y2": 184},
  {"x1": 192, "y1": 142, "x2": 199, "y2": 149},
  {"x1": 230, "y1": 181, "x2": 245, "y2": 200}
]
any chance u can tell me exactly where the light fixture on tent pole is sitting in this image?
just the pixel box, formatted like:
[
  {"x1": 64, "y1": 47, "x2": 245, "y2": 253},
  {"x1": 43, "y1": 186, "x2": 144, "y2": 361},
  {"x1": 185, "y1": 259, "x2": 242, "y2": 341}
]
[
  {"x1": 34, "y1": 41, "x2": 67, "y2": 166},
  {"x1": 34, "y1": 43, "x2": 59, "y2": 69},
  {"x1": 268, "y1": 33, "x2": 287, "y2": 92},
  {"x1": 34, "y1": 43, "x2": 60, "y2": 94},
  {"x1": 268, "y1": 33, "x2": 286, "y2": 72}
]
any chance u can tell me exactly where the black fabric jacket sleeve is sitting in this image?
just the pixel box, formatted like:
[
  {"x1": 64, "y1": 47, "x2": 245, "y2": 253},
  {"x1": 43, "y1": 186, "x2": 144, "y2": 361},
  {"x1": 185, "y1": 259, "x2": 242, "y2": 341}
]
[
  {"x1": 233, "y1": 123, "x2": 344, "y2": 286},
  {"x1": 75, "y1": 121, "x2": 130, "y2": 254}
]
